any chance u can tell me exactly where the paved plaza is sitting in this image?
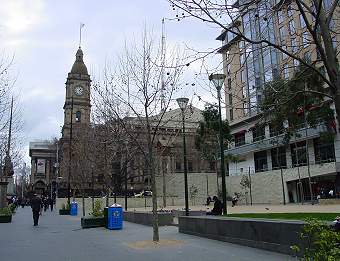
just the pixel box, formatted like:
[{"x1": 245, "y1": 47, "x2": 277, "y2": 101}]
[{"x1": 0, "y1": 207, "x2": 295, "y2": 261}]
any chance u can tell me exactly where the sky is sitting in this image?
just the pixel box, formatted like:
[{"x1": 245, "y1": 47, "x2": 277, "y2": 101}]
[{"x1": 0, "y1": 0, "x2": 223, "y2": 164}]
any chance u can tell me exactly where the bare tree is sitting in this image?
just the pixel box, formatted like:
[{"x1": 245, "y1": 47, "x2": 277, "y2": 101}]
[
  {"x1": 0, "y1": 54, "x2": 24, "y2": 171},
  {"x1": 93, "y1": 28, "x2": 183, "y2": 242},
  {"x1": 71, "y1": 126, "x2": 98, "y2": 216}
]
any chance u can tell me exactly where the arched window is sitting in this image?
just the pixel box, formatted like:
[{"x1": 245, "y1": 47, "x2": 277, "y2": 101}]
[{"x1": 75, "y1": 111, "x2": 81, "y2": 122}]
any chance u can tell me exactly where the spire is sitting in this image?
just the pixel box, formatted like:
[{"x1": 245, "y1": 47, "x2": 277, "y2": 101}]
[
  {"x1": 76, "y1": 47, "x2": 83, "y2": 62},
  {"x1": 70, "y1": 47, "x2": 88, "y2": 75}
]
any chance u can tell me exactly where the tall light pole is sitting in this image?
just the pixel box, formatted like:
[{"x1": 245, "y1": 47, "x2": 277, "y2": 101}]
[
  {"x1": 22, "y1": 163, "x2": 26, "y2": 199},
  {"x1": 68, "y1": 96, "x2": 74, "y2": 205},
  {"x1": 177, "y1": 97, "x2": 189, "y2": 216},
  {"x1": 209, "y1": 73, "x2": 227, "y2": 215}
]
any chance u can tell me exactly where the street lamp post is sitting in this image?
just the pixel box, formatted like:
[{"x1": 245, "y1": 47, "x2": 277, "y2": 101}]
[
  {"x1": 209, "y1": 73, "x2": 227, "y2": 215},
  {"x1": 68, "y1": 96, "x2": 74, "y2": 205},
  {"x1": 177, "y1": 97, "x2": 189, "y2": 216}
]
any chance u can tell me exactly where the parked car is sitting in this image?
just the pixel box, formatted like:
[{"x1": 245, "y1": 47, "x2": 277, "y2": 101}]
[
  {"x1": 134, "y1": 191, "x2": 143, "y2": 198},
  {"x1": 134, "y1": 190, "x2": 152, "y2": 198},
  {"x1": 143, "y1": 190, "x2": 152, "y2": 197}
]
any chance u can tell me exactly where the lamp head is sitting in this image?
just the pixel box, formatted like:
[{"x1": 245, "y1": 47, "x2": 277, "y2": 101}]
[
  {"x1": 176, "y1": 97, "x2": 189, "y2": 111},
  {"x1": 209, "y1": 73, "x2": 226, "y2": 91}
]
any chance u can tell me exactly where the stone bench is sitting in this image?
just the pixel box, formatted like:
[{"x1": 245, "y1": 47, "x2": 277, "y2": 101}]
[
  {"x1": 123, "y1": 211, "x2": 173, "y2": 226},
  {"x1": 178, "y1": 216, "x2": 308, "y2": 256}
]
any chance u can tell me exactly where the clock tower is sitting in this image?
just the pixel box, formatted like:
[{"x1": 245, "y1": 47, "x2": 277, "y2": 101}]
[{"x1": 62, "y1": 47, "x2": 91, "y2": 139}]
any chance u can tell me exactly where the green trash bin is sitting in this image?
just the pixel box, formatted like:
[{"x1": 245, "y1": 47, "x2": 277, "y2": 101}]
[{"x1": 104, "y1": 207, "x2": 109, "y2": 228}]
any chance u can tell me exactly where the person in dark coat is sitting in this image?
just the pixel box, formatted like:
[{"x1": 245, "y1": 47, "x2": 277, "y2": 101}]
[
  {"x1": 206, "y1": 196, "x2": 212, "y2": 206},
  {"x1": 332, "y1": 216, "x2": 340, "y2": 232},
  {"x1": 43, "y1": 197, "x2": 48, "y2": 212},
  {"x1": 48, "y1": 197, "x2": 53, "y2": 211},
  {"x1": 207, "y1": 196, "x2": 223, "y2": 215},
  {"x1": 30, "y1": 194, "x2": 42, "y2": 226}
]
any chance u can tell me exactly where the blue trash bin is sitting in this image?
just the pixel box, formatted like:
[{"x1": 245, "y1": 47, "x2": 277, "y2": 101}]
[
  {"x1": 107, "y1": 204, "x2": 123, "y2": 230},
  {"x1": 70, "y1": 201, "x2": 78, "y2": 216}
]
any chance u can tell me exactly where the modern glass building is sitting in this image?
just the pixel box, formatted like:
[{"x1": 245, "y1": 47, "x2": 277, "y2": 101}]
[{"x1": 217, "y1": 0, "x2": 340, "y2": 203}]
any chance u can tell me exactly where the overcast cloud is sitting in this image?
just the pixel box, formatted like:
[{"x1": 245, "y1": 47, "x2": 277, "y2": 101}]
[{"x1": 0, "y1": 0, "x2": 222, "y2": 164}]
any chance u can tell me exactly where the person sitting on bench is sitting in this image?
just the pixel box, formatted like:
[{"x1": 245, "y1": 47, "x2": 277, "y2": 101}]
[{"x1": 207, "y1": 196, "x2": 223, "y2": 215}]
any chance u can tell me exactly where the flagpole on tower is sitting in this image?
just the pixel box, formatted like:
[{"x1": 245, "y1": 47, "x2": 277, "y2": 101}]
[{"x1": 79, "y1": 23, "x2": 85, "y2": 47}]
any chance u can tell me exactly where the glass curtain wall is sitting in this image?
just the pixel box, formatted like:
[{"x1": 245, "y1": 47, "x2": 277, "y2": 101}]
[{"x1": 241, "y1": 0, "x2": 279, "y2": 116}]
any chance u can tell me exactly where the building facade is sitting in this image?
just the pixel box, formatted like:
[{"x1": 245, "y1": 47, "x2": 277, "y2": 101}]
[
  {"x1": 29, "y1": 141, "x2": 57, "y2": 195},
  {"x1": 55, "y1": 47, "x2": 216, "y2": 197},
  {"x1": 218, "y1": 0, "x2": 340, "y2": 203},
  {"x1": 58, "y1": 47, "x2": 92, "y2": 196}
]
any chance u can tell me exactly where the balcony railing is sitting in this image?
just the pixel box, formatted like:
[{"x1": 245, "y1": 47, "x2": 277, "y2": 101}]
[{"x1": 226, "y1": 124, "x2": 327, "y2": 156}]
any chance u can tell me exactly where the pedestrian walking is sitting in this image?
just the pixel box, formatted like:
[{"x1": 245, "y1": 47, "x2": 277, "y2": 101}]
[
  {"x1": 49, "y1": 196, "x2": 53, "y2": 211},
  {"x1": 232, "y1": 193, "x2": 239, "y2": 207},
  {"x1": 30, "y1": 194, "x2": 42, "y2": 226},
  {"x1": 43, "y1": 197, "x2": 48, "y2": 212}
]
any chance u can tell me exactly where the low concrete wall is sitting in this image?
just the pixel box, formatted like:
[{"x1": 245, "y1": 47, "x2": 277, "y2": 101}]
[
  {"x1": 172, "y1": 210, "x2": 206, "y2": 218},
  {"x1": 319, "y1": 198, "x2": 340, "y2": 205},
  {"x1": 123, "y1": 211, "x2": 173, "y2": 226},
  {"x1": 178, "y1": 216, "x2": 306, "y2": 256}
]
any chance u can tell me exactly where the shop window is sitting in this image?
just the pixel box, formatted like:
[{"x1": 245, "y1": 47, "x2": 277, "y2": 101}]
[
  {"x1": 314, "y1": 138, "x2": 335, "y2": 163},
  {"x1": 188, "y1": 161, "x2": 193, "y2": 172},
  {"x1": 234, "y1": 132, "x2": 246, "y2": 147},
  {"x1": 175, "y1": 162, "x2": 181, "y2": 171},
  {"x1": 254, "y1": 151, "x2": 268, "y2": 172},
  {"x1": 209, "y1": 161, "x2": 216, "y2": 171},
  {"x1": 291, "y1": 141, "x2": 307, "y2": 167},
  {"x1": 271, "y1": 147, "x2": 287, "y2": 169},
  {"x1": 269, "y1": 122, "x2": 284, "y2": 137},
  {"x1": 252, "y1": 125, "x2": 265, "y2": 142}
]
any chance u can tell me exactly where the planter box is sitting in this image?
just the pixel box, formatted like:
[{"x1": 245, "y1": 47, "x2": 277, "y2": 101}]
[
  {"x1": 124, "y1": 211, "x2": 173, "y2": 226},
  {"x1": 59, "y1": 209, "x2": 70, "y2": 215},
  {"x1": 0, "y1": 215, "x2": 12, "y2": 223},
  {"x1": 81, "y1": 216, "x2": 105, "y2": 229}
]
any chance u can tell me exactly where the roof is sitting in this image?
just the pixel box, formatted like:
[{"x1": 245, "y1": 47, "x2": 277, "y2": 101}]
[
  {"x1": 29, "y1": 141, "x2": 56, "y2": 151},
  {"x1": 150, "y1": 106, "x2": 203, "y2": 129},
  {"x1": 70, "y1": 47, "x2": 88, "y2": 75}
]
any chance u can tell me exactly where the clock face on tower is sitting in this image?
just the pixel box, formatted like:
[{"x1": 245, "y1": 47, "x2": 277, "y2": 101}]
[{"x1": 74, "y1": 85, "x2": 84, "y2": 96}]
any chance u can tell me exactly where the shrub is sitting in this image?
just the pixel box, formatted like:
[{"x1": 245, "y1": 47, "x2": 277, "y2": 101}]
[
  {"x1": 90, "y1": 200, "x2": 103, "y2": 217},
  {"x1": 9, "y1": 204, "x2": 16, "y2": 214},
  {"x1": 291, "y1": 218, "x2": 340, "y2": 260},
  {"x1": 61, "y1": 202, "x2": 70, "y2": 210},
  {"x1": 0, "y1": 206, "x2": 12, "y2": 216}
]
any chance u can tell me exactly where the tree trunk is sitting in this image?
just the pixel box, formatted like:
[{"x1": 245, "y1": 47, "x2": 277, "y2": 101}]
[
  {"x1": 146, "y1": 116, "x2": 159, "y2": 242},
  {"x1": 162, "y1": 159, "x2": 167, "y2": 208},
  {"x1": 106, "y1": 190, "x2": 109, "y2": 207},
  {"x1": 92, "y1": 196, "x2": 94, "y2": 212},
  {"x1": 149, "y1": 147, "x2": 159, "y2": 242},
  {"x1": 334, "y1": 91, "x2": 340, "y2": 132}
]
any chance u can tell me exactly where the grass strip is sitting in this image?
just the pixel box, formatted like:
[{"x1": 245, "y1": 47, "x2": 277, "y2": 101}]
[{"x1": 226, "y1": 212, "x2": 338, "y2": 221}]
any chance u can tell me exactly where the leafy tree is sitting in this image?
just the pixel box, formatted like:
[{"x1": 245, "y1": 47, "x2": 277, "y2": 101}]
[
  {"x1": 261, "y1": 65, "x2": 335, "y2": 141},
  {"x1": 195, "y1": 103, "x2": 231, "y2": 162}
]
